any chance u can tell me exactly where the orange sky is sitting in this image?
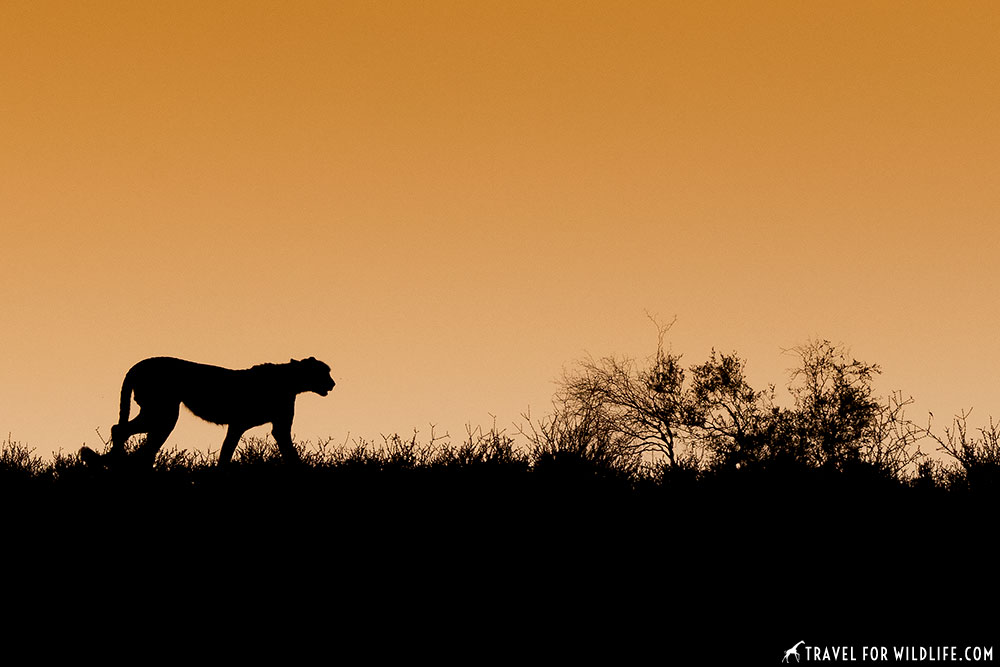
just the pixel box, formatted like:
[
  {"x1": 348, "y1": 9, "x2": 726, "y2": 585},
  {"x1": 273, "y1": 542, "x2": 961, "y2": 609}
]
[{"x1": 2, "y1": 1, "x2": 998, "y2": 458}]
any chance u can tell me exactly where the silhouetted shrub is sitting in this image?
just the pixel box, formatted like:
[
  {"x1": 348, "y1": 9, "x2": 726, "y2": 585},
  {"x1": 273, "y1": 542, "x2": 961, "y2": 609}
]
[
  {"x1": 553, "y1": 330, "x2": 930, "y2": 485},
  {"x1": 686, "y1": 348, "x2": 780, "y2": 469},
  {"x1": 929, "y1": 411, "x2": 1000, "y2": 495},
  {"x1": 520, "y1": 402, "x2": 641, "y2": 481},
  {"x1": 0, "y1": 437, "x2": 46, "y2": 484},
  {"x1": 434, "y1": 425, "x2": 526, "y2": 469}
]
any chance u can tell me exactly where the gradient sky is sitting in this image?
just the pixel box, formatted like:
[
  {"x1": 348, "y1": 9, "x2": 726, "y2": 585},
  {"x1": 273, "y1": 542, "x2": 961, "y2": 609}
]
[{"x1": 2, "y1": 1, "x2": 998, "y2": 459}]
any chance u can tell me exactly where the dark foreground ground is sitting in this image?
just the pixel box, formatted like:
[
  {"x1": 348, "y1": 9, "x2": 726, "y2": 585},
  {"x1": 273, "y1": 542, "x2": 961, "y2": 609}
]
[{"x1": 1, "y1": 445, "x2": 995, "y2": 663}]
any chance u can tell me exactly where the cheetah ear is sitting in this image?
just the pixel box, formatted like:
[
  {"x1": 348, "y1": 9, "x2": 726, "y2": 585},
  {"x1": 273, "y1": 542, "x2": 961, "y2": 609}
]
[
  {"x1": 290, "y1": 358, "x2": 298, "y2": 364},
  {"x1": 307, "y1": 356, "x2": 316, "y2": 361}
]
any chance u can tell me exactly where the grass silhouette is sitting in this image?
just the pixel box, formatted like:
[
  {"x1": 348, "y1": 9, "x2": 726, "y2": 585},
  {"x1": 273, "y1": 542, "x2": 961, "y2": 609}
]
[{"x1": 3, "y1": 424, "x2": 993, "y2": 553}]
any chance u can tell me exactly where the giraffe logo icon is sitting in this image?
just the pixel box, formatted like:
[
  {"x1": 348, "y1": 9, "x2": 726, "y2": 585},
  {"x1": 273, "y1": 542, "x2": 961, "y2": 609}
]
[{"x1": 783, "y1": 641, "x2": 806, "y2": 663}]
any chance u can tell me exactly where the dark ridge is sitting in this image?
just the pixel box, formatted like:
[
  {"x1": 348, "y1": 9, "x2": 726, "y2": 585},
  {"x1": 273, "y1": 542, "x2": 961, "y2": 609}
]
[{"x1": 2, "y1": 434, "x2": 992, "y2": 661}]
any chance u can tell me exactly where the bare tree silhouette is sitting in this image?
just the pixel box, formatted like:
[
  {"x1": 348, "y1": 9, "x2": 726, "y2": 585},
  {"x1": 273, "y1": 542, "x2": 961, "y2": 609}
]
[{"x1": 556, "y1": 317, "x2": 689, "y2": 466}]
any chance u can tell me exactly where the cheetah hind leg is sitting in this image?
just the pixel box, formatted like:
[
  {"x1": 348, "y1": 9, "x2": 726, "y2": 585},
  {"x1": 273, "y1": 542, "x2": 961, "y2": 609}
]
[
  {"x1": 80, "y1": 446, "x2": 105, "y2": 467},
  {"x1": 79, "y1": 445, "x2": 127, "y2": 469}
]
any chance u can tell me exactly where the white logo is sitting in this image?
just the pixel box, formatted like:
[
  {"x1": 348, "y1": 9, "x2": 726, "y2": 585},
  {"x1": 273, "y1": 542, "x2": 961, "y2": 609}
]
[{"x1": 783, "y1": 641, "x2": 806, "y2": 663}]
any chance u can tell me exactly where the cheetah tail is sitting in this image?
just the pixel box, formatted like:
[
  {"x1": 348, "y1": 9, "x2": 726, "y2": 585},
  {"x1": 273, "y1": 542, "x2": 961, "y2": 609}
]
[{"x1": 118, "y1": 370, "x2": 135, "y2": 426}]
